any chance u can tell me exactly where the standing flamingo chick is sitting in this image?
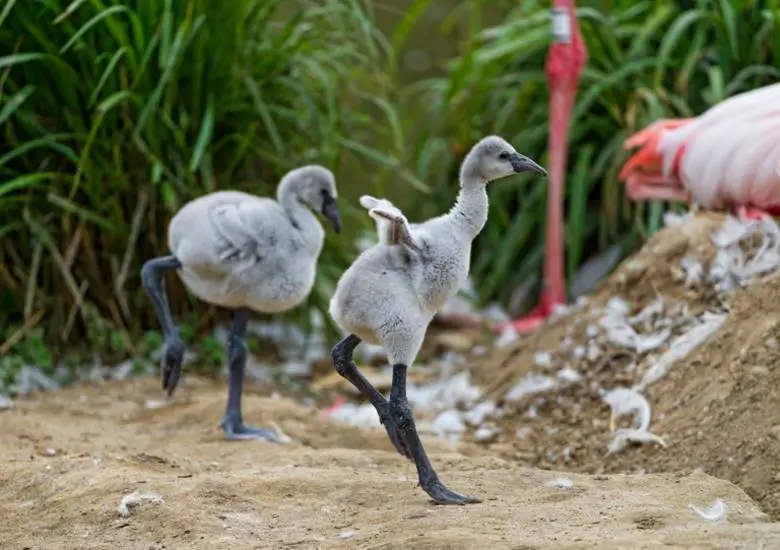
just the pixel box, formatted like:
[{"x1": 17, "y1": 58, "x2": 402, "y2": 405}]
[
  {"x1": 328, "y1": 136, "x2": 546, "y2": 504},
  {"x1": 141, "y1": 165, "x2": 341, "y2": 441}
]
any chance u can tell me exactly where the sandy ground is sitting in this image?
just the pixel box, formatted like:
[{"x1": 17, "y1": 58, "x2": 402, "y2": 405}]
[
  {"x1": 1, "y1": 377, "x2": 780, "y2": 549},
  {"x1": 4, "y1": 212, "x2": 780, "y2": 548}
]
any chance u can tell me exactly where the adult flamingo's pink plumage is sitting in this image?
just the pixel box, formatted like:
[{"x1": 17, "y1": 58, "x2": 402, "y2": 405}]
[{"x1": 619, "y1": 83, "x2": 780, "y2": 220}]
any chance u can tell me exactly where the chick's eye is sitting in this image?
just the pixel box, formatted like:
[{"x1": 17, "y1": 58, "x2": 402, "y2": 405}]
[{"x1": 498, "y1": 152, "x2": 509, "y2": 160}]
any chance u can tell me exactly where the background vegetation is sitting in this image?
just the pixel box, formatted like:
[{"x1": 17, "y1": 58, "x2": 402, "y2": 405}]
[
  {"x1": 0, "y1": 0, "x2": 411, "y2": 384},
  {"x1": 1, "y1": 0, "x2": 779, "y2": 389},
  {"x1": 394, "y1": 0, "x2": 780, "y2": 305}
]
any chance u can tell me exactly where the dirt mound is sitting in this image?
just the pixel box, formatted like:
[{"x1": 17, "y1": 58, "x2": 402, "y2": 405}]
[
  {"x1": 467, "y1": 212, "x2": 780, "y2": 519},
  {"x1": 2, "y1": 378, "x2": 780, "y2": 549}
]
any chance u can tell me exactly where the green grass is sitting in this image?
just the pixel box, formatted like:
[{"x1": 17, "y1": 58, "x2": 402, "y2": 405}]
[
  {"x1": 0, "y1": 0, "x2": 412, "y2": 382},
  {"x1": 394, "y1": 0, "x2": 780, "y2": 308},
  {"x1": 3, "y1": 0, "x2": 780, "y2": 391}
]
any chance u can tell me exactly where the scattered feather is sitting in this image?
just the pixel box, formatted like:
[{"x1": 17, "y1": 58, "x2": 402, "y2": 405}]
[
  {"x1": 145, "y1": 399, "x2": 168, "y2": 410},
  {"x1": 547, "y1": 477, "x2": 574, "y2": 489},
  {"x1": 606, "y1": 429, "x2": 666, "y2": 455},
  {"x1": 430, "y1": 410, "x2": 465, "y2": 438},
  {"x1": 602, "y1": 387, "x2": 652, "y2": 432},
  {"x1": 681, "y1": 257, "x2": 704, "y2": 287},
  {"x1": 516, "y1": 427, "x2": 532, "y2": 439},
  {"x1": 663, "y1": 211, "x2": 692, "y2": 227},
  {"x1": 495, "y1": 326, "x2": 519, "y2": 348},
  {"x1": 473, "y1": 425, "x2": 501, "y2": 442},
  {"x1": 533, "y1": 351, "x2": 552, "y2": 368},
  {"x1": 709, "y1": 216, "x2": 780, "y2": 292},
  {"x1": 269, "y1": 422, "x2": 293, "y2": 444},
  {"x1": 328, "y1": 402, "x2": 381, "y2": 428},
  {"x1": 479, "y1": 302, "x2": 511, "y2": 323},
  {"x1": 111, "y1": 360, "x2": 136, "y2": 380},
  {"x1": 637, "y1": 312, "x2": 727, "y2": 391},
  {"x1": 688, "y1": 499, "x2": 726, "y2": 521},
  {"x1": 117, "y1": 491, "x2": 164, "y2": 517},
  {"x1": 599, "y1": 299, "x2": 671, "y2": 353},
  {"x1": 406, "y1": 371, "x2": 481, "y2": 413},
  {"x1": 462, "y1": 401, "x2": 498, "y2": 427},
  {"x1": 16, "y1": 365, "x2": 60, "y2": 393},
  {"x1": 712, "y1": 216, "x2": 750, "y2": 247},
  {"x1": 506, "y1": 373, "x2": 557, "y2": 402},
  {"x1": 557, "y1": 367, "x2": 582, "y2": 384}
]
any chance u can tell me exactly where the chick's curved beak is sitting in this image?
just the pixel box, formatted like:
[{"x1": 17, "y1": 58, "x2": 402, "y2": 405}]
[
  {"x1": 321, "y1": 194, "x2": 342, "y2": 233},
  {"x1": 510, "y1": 153, "x2": 547, "y2": 176}
]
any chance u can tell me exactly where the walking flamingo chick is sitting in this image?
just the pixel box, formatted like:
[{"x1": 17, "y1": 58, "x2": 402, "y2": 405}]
[
  {"x1": 328, "y1": 136, "x2": 546, "y2": 504},
  {"x1": 141, "y1": 165, "x2": 341, "y2": 441},
  {"x1": 619, "y1": 83, "x2": 780, "y2": 219}
]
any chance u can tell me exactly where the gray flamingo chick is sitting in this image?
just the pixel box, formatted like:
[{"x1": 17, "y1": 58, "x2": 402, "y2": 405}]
[
  {"x1": 141, "y1": 165, "x2": 341, "y2": 441},
  {"x1": 328, "y1": 136, "x2": 546, "y2": 504}
]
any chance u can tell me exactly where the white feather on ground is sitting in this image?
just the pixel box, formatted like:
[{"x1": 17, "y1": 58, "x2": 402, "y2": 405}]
[
  {"x1": 602, "y1": 387, "x2": 652, "y2": 432},
  {"x1": 606, "y1": 429, "x2": 667, "y2": 455},
  {"x1": 547, "y1": 477, "x2": 574, "y2": 489},
  {"x1": 117, "y1": 491, "x2": 164, "y2": 517},
  {"x1": 601, "y1": 387, "x2": 666, "y2": 455},
  {"x1": 688, "y1": 499, "x2": 726, "y2": 521}
]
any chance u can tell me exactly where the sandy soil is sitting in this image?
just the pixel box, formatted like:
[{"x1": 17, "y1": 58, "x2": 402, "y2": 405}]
[
  {"x1": 2, "y1": 377, "x2": 780, "y2": 549},
  {"x1": 468, "y1": 212, "x2": 780, "y2": 522},
  {"x1": 4, "y1": 211, "x2": 780, "y2": 548}
]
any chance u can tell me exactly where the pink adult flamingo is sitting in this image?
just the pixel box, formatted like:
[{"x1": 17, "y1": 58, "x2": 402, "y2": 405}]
[
  {"x1": 618, "y1": 83, "x2": 780, "y2": 220},
  {"x1": 500, "y1": 0, "x2": 588, "y2": 333}
]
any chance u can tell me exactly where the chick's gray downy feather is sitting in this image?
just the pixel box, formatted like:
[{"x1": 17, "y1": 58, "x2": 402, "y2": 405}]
[{"x1": 169, "y1": 166, "x2": 339, "y2": 312}]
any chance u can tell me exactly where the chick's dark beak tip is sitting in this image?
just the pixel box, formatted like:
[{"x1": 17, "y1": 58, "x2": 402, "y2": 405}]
[
  {"x1": 331, "y1": 215, "x2": 342, "y2": 234},
  {"x1": 322, "y1": 198, "x2": 342, "y2": 233},
  {"x1": 511, "y1": 154, "x2": 547, "y2": 177}
]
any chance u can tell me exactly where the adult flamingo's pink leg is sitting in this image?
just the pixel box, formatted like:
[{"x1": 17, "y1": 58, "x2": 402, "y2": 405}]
[
  {"x1": 735, "y1": 205, "x2": 773, "y2": 221},
  {"x1": 499, "y1": 0, "x2": 588, "y2": 333}
]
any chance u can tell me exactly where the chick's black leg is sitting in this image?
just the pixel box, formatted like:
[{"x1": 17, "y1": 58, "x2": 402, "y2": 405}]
[
  {"x1": 220, "y1": 307, "x2": 280, "y2": 442},
  {"x1": 389, "y1": 363, "x2": 481, "y2": 505},
  {"x1": 141, "y1": 255, "x2": 186, "y2": 396},
  {"x1": 331, "y1": 335, "x2": 410, "y2": 459}
]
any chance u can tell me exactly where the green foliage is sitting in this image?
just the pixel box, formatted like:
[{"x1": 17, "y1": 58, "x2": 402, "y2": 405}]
[
  {"x1": 3, "y1": 0, "x2": 780, "y2": 389},
  {"x1": 397, "y1": 0, "x2": 780, "y2": 306},
  {"x1": 0, "y1": 0, "x2": 408, "y2": 365}
]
